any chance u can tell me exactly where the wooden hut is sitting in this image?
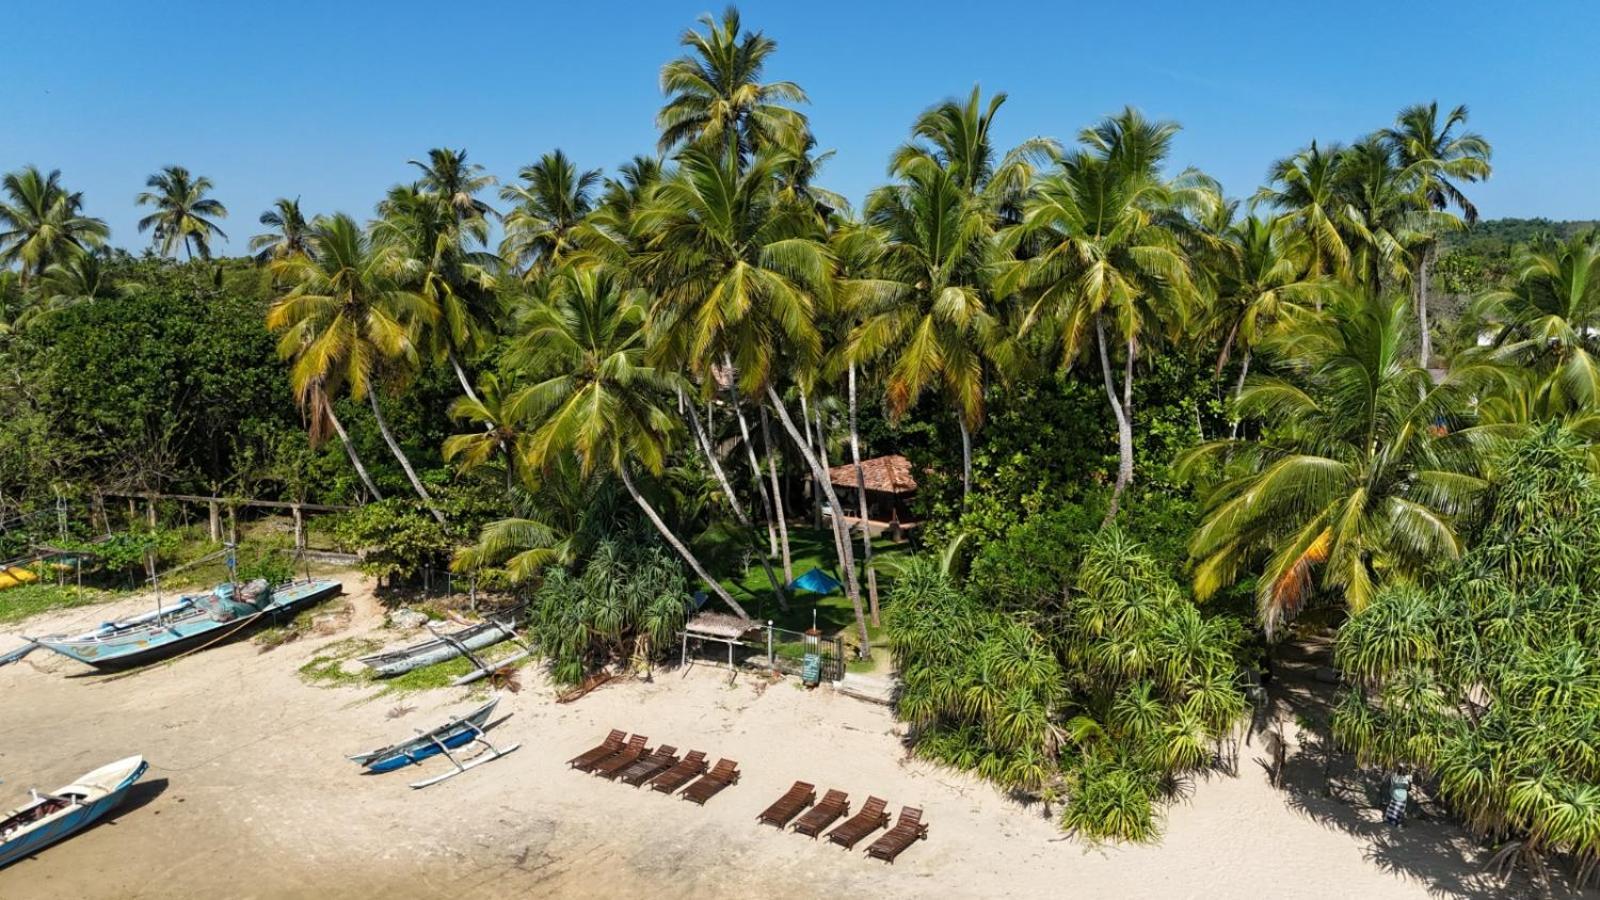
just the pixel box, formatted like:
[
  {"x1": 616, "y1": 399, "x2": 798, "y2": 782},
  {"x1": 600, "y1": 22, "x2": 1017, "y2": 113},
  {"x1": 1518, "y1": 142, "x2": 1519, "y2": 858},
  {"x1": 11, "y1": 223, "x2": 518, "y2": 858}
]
[{"x1": 825, "y1": 454, "x2": 919, "y2": 539}]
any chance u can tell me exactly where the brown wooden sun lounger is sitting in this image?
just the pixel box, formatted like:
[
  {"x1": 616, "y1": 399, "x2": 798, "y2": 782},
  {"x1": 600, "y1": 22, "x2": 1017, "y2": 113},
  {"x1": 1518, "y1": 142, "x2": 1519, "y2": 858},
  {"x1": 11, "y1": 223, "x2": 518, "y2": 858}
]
[
  {"x1": 649, "y1": 750, "x2": 708, "y2": 794},
  {"x1": 681, "y1": 758, "x2": 740, "y2": 805},
  {"x1": 619, "y1": 745, "x2": 679, "y2": 787},
  {"x1": 793, "y1": 789, "x2": 850, "y2": 837},
  {"x1": 826, "y1": 795, "x2": 890, "y2": 849},
  {"x1": 757, "y1": 780, "x2": 816, "y2": 828},
  {"x1": 864, "y1": 806, "x2": 929, "y2": 864},
  {"x1": 592, "y1": 735, "x2": 650, "y2": 778},
  {"x1": 567, "y1": 729, "x2": 627, "y2": 771}
]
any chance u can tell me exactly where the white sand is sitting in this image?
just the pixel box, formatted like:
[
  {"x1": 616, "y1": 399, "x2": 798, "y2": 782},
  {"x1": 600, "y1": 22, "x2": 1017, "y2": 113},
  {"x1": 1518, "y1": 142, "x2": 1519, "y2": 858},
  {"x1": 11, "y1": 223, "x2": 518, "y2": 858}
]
[{"x1": 0, "y1": 574, "x2": 1517, "y2": 899}]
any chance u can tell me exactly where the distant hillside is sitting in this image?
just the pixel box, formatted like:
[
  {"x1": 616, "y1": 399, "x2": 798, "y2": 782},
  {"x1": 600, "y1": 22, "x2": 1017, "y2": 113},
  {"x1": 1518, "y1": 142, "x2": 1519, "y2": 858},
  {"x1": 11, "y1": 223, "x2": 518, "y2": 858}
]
[{"x1": 1444, "y1": 217, "x2": 1599, "y2": 253}]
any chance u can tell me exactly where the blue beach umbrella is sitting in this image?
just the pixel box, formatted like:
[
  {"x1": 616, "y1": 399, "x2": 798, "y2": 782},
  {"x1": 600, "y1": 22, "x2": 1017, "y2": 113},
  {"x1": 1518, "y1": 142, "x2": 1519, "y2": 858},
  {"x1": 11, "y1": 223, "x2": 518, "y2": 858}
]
[{"x1": 789, "y1": 566, "x2": 842, "y2": 596}]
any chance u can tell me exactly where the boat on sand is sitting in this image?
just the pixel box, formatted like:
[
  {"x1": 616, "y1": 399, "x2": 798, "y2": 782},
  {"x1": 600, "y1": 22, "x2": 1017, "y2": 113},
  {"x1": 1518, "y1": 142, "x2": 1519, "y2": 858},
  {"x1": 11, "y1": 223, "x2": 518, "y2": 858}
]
[{"x1": 0, "y1": 756, "x2": 148, "y2": 869}]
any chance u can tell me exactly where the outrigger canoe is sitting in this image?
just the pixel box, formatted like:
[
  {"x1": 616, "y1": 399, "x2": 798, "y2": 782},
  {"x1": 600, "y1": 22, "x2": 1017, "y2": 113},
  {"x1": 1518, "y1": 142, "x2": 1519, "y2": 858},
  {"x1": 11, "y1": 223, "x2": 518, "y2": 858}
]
[
  {"x1": 357, "y1": 612, "x2": 520, "y2": 678},
  {"x1": 30, "y1": 579, "x2": 342, "y2": 671},
  {"x1": 0, "y1": 756, "x2": 148, "y2": 869},
  {"x1": 348, "y1": 699, "x2": 519, "y2": 788}
]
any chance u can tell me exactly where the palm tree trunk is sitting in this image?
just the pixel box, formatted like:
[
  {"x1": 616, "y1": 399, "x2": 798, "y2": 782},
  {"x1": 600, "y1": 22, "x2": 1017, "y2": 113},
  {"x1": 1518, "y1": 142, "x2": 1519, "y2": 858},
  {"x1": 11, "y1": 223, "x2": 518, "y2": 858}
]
[
  {"x1": 765, "y1": 384, "x2": 870, "y2": 657},
  {"x1": 812, "y1": 405, "x2": 850, "y2": 595},
  {"x1": 325, "y1": 403, "x2": 384, "y2": 502},
  {"x1": 446, "y1": 348, "x2": 481, "y2": 404},
  {"x1": 679, "y1": 385, "x2": 789, "y2": 609},
  {"x1": 1417, "y1": 245, "x2": 1433, "y2": 368},
  {"x1": 848, "y1": 363, "x2": 879, "y2": 625},
  {"x1": 799, "y1": 390, "x2": 823, "y2": 530},
  {"x1": 957, "y1": 417, "x2": 973, "y2": 500},
  {"x1": 1228, "y1": 350, "x2": 1252, "y2": 441},
  {"x1": 1096, "y1": 316, "x2": 1135, "y2": 527},
  {"x1": 366, "y1": 389, "x2": 446, "y2": 524},
  {"x1": 759, "y1": 406, "x2": 794, "y2": 585},
  {"x1": 724, "y1": 361, "x2": 780, "y2": 558},
  {"x1": 619, "y1": 463, "x2": 750, "y2": 620}
]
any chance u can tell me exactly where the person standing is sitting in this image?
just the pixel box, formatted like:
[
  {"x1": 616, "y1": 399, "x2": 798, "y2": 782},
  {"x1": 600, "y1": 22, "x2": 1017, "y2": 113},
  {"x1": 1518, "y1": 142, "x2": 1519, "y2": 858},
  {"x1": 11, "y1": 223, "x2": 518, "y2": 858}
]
[{"x1": 1384, "y1": 767, "x2": 1412, "y2": 827}]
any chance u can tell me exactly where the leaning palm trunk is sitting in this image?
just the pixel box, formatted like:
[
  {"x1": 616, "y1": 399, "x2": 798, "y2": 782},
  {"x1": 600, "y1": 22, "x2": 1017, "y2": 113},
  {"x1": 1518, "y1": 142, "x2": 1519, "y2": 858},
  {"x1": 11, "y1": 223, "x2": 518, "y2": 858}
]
[
  {"x1": 848, "y1": 363, "x2": 879, "y2": 625},
  {"x1": 724, "y1": 363, "x2": 780, "y2": 558},
  {"x1": 679, "y1": 387, "x2": 789, "y2": 609},
  {"x1": 799, "y1": 390, "x2": 823, "y2": 529},
  {"x1": 366, "y1": 389, "x2": 446, "y2": 524},
  {"x1": 1095, "y1": 316, "x2": 1135, "y2": 527},
  {"x1": 957, "y1": 417, "x2": 973, "y2": 500},
  {"x1": 619, "y1": 463, "x2": 750, "y2": 620},
  {"x1": 446, "y1": 348, "x2": 482, "y2": 405},
  {"x1": 764, "y1": 384, "x2": 871, "y2": 657},
  {"x1": 759, "y1": 407, "x2": 794, "y2": 585},
  {"x1": 326, "y1": 403, "x2": 385, "y2": 501},
  {"x1": 811, "y1": 406, "x2": 850, "y2": 590}
]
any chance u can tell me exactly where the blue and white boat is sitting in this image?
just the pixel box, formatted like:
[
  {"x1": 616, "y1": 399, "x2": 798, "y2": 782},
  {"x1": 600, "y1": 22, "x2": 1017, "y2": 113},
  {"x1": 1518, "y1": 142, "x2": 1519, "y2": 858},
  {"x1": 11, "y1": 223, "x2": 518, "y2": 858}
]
[
  {"x1": 0, "y1": 756, "x2": 148, "y2": 869},
  {"x1": 29, "y1": 578, "x2": 342, "y2": 671},
  {"x1": 348, "y1": 699, "x2": 519, "y2": 788}
]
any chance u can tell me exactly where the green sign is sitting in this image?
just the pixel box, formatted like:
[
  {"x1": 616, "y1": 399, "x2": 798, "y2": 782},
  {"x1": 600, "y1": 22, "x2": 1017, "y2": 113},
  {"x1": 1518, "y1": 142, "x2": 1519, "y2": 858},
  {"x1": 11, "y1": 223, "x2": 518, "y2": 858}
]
[{"x1": 802, "y1": 652, "x2": 822, "y2": 685}]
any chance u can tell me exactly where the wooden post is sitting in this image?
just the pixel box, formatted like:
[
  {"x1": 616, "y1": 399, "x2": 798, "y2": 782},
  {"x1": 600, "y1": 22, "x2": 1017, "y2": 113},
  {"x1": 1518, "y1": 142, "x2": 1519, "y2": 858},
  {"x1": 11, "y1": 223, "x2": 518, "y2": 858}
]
[
  {"x1": 292, "y1": 503, "x2": 305, "y2": 549},
  {"x1": 867, "y1": 567, "x2": 881, "y2": 627},
  {"x1": 145, "y1": 496, "x2": 157, "y2": 529},
  {"x1": 766, "y1": 620, "x2": 774, "y2": 666},
  {"x1": 228, "y1": 506, "x2": 238, "y2": 544},
  {"x1": 208, "y1": 501, "x2": 221, "y2": 542}
]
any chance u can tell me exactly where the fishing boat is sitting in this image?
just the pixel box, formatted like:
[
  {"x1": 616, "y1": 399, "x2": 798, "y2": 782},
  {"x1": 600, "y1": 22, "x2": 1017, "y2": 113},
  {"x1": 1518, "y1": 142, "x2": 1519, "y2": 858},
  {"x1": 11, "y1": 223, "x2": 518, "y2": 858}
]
[
  {"x1": 0, "y1": 642, "x2": 38, "y2": 667},
  {"x1": 0, "y1": 756, "x2": 148, "y2": 869},
  {"x1": 357, "y1": 611, "x2": 520, "y2": 678},
  {"x1": 29, "y1": 578, "x2": 342, "y2": 671},
  {"x1": 347, "y1": 698, "x2": 519, "y2": 788}
]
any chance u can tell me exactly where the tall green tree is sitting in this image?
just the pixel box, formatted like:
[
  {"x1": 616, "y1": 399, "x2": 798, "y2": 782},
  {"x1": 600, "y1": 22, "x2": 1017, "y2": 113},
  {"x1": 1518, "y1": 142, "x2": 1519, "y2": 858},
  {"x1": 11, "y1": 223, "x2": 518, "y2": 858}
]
[
  {"x1": 250, "y1": 198, "x2": 312, "y2": 264},
  {"x1": 1254, "y1": 142, "x2": 1364, "y2": 284},
  {"x1": 407, "y1": 148, "x2": 496, "y2": 222},
  {"x1": 0, "y1": 166, "x2": 109, "y2": 283},
  {"x1": 135, "y1": 165, "x2": 229, "y2": 260},
  {"x1": 505, "y1": 261, "x2": 751, "y2": 618},
  {"x1": 499, "y1": 149, "x2": 601, "y2": 279},
  {"x1": 656, "y1": 6, "x2": 808, "y2": 159},
  {"x1": 266, "y1": 213, "x2": 442, "y2": 519}
]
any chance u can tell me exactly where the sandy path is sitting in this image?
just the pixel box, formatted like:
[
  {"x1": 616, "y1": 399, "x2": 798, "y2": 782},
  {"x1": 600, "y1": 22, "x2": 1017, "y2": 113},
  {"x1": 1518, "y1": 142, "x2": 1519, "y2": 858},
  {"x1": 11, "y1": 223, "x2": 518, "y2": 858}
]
[{"x1": 0, "y1": 575, "x2": 1517, "y2": 899}]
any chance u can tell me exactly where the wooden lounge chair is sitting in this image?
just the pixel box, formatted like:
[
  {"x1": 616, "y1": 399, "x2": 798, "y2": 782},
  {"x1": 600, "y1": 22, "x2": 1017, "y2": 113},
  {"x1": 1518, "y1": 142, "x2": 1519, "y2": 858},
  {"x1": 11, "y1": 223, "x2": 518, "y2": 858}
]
[
  {"x1": 649, "y1": 751, "x2": 707, "y2": 795},
  {"x1": 864, "y1": 806, "x2": 929, "y2": 864},
  {"x1": 680, "y1": 758, "x2": 740, "y2": 805},
  {"x1": 793, "y1": 789, "x2": 850, "y2": 838},
  {"x1": 619, "y1": 745, "x2": 679, "y2": 787},
  {"x1": 757, "y1": 780, "x2": 816, "y2": 828},
  {"x1": 826, "y1": 795, "x2": 890, "y2": 849},
  {"x1": 567, "y1": 729, "x2": 626, "y2": 771},
  {"x1": 592, "y1": 735, "x2": 650, "y2": 779}
]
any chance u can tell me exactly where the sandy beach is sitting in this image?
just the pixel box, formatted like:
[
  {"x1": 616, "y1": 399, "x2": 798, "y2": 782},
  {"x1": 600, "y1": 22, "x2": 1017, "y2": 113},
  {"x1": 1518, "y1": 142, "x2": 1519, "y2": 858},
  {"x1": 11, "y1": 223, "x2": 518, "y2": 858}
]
[{"x1": 0, "y1": 574, "x2": 1523, "y2": 899}]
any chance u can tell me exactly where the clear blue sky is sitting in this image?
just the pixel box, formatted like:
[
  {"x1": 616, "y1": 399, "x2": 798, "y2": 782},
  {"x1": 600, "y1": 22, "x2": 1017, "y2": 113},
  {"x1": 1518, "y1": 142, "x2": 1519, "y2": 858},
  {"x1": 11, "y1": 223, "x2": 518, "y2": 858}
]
[{"x1": 5, "y1": 0, "x2": 1597, "y2": 254}]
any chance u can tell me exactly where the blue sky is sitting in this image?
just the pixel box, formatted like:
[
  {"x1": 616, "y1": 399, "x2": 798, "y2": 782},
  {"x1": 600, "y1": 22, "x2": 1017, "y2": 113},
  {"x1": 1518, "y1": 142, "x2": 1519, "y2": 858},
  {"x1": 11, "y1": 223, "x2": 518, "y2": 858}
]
[{"x1": 5, "y1": 1, "x2": 1597, "y2": 254}]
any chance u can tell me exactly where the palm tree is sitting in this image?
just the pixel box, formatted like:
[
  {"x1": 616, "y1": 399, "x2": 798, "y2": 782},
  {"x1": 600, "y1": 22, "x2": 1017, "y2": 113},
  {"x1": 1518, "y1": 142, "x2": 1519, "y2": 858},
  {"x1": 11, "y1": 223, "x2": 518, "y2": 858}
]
[
  {"x1": 135, "y1": 166, "x2": 228, "y2": 260},
  {"x1": 407, "y1": 148, "x2": 496, "y2": 222},
  {"x1": 20, "y1": 250, "x2": 116, "y2": 331},
  {"x1": 266, "y1": 213, "x2": 443, "y2": 521},
  {"x1": 889, "y1": 85, "x2": 1053, "y2": 219},
  {"x1": 443, "y1": 372, "x2": 523, "y2": 488},
  {"x1": 656, "y1": 7, "x2": 808, "y2": 160},
  {"x1": 1182, "y1": 290, "x2": 1500, "y2": 634},
  {"x1": 375, "y1": 184, "x2": 499, "y2": 402},
  {"x1": 0, "y1": 166, "x2": 109, "y2": 283},
  {"x1": 856, "y1": 154, "x2": 1002, "y2": 498},
  {"x1": 1475, "y1": 231, "x2": 1600, "y2": 419},
  {"x1": 500, "y1": 150, "x2": 602, "y2": 278},
  {"x1": 1381, "y1": 103, "x2": 1492, "y2": 366},
  {"x1": 1001, "y1": 108, "x2": 1209, "y2": 523},
  {"x1": 505, "y1": 261, "x2": 751, "y2": 618},
  {"x1": 250, "y1": 198, "x2": 312, "y2": 264},
  {"x1": 1254, "y1": 142, "x2": 1365, "y2": 285}
]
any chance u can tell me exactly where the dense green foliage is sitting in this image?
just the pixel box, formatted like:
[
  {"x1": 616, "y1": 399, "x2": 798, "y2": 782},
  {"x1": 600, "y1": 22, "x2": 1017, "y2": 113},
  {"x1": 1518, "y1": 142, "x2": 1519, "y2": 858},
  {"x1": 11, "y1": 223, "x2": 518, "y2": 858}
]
[{"x1": 528, "y1": 538, "x2": 688, "y2": 685}]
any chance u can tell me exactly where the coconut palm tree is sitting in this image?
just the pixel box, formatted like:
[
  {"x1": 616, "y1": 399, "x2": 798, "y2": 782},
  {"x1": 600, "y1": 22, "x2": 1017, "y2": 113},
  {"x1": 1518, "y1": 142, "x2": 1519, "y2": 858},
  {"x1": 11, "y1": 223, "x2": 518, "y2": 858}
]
[
  {"x1": 1254, "y1": 142, "x2": 1365, "y2": 285},
  {"x1": 889, "y1": 85, "x2": 1053, "y2": 220},
  {"x1": 656, "y1": 6, "x2": 808, "y2": 160},
  {"x1": 19, "y1": 250, "x2": 116, "y2": 331},
  {"x1": 1381, "y1": 102, "x2": 1492, "y2": 366},
  {"x1": 0, "y1": 166, "x2": 109, "y2": 283},
  {"x1": 135, "y1": 166, "x2": 228, "y2": 260},
  {"x1": 443, "y1": 372, "x2": 523, "y2": 488},
  {"x1": 505, "y1": 261, "x2": 751, "y2": 618},
  {"x1": 500, "y1": 149, "x2": 602, "y2": 279},
  {"x1": 1183, "y1": 289, "x2": 1501, "y2": 634},
  {"x1": 266, "y1": 213, "x2": 443, "y2": 521},
  {"x1": 407, "y1": 148, "x2": 496, "y2": 223},
  {"x1": 250, "y1": 197, "x2": 312, "y2": 264},
  {"x1": 1000, "y1": 108, "x2": 1210, "y2": 523}
]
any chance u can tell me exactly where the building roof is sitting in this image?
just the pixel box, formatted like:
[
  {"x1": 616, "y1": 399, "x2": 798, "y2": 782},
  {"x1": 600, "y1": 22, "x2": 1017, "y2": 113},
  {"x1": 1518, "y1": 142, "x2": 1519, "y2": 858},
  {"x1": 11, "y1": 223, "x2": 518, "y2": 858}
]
[
  {"x1": 827, "y1": 454, "x2": 918, "y2": 494},
  {"x1": 684, "y1": 611, "x2": 757, "y2": 640}
]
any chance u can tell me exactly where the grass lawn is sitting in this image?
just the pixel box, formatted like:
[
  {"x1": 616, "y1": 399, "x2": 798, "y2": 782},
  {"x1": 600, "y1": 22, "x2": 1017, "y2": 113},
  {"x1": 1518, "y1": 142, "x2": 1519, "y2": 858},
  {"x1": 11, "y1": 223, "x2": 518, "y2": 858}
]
[
  {"x1": 713, "y1": 524, "x2": 912, "y2": 659},
  {"x1": 0, "y1": 583, "x2": 116, "y2": 625}
]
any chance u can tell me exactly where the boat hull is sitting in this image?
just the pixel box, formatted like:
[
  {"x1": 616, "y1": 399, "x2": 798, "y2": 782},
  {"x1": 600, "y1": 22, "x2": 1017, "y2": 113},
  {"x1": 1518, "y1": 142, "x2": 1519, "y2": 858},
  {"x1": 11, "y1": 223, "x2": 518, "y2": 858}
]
[
  {"x1": 349, "y1": 699, "x2": 499, "y2": 772},
  {"x1": 35, "y1": 581, "x2": 342, "y2": 671},
  {"x1": 359, "y1": 617, "x2": 517, "y2": 678},
  {"x1": 0, "y1": 757, "x2": 147, "y2": 869}
]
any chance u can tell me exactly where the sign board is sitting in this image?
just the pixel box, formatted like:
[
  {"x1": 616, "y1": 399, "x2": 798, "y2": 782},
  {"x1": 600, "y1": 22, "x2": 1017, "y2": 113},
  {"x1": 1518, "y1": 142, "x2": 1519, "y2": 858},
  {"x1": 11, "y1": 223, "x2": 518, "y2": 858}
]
[{"x1": 802, "y1": 652, "x2": 822, "y2": 686}]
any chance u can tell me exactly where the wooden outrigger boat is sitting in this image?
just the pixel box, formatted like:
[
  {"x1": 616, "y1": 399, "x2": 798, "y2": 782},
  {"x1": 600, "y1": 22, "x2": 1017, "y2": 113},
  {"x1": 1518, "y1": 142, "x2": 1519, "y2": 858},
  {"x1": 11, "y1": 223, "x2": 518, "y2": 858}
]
[
  {"x1": 29, "y1": 579, "x2": 342, "y2": 671},
  {"x1": 347, "y1": 699, "x2": 519, "y2": 789},
  {"x1": 357, "y1": 611, "x2": 521, "y2": 678},
  {"x1": 0, "y1": 756, "x2": 148, "y2": 869},
  {"x1": 0, "y1": 642, "x2": 38, "y2": 667}
]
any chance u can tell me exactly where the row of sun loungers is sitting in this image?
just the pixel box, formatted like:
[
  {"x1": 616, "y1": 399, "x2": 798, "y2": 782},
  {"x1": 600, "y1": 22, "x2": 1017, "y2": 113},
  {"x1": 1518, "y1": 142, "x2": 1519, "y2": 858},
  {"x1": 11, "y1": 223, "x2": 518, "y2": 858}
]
[
  {"x1": 567, "y1": 731, "x2": 927, "y2": 864},
  {"x1": 567, "y1": 730, "x2": 740, "y2": 804},
  {"x1": 757, "y1": 779, "x2": 928, "y2": 863}
]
